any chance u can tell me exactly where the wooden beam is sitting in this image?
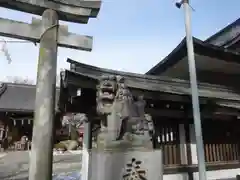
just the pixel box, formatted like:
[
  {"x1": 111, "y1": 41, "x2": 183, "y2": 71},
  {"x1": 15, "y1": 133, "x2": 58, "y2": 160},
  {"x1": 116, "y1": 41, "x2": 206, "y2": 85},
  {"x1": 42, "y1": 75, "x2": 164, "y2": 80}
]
[
  {"x1": 63, "y1": 69, "x2": 240, "y2": 101},
  {"x1": 147, "y1": 108, "x2": 240, "y2": 119},
  {"x1": 59, "y1": 99, "x2": 240, "y2": 120},
  {"x1": 50, "y1": 0, "x2": 101, "y2": 9},
  {"x1": 65, "y1": 82, "x2": 193, "y2": 103},
  {"x1": 2, "y1": 0, "x2": 101, "y2": 23},
  {"x1": 0, "y1": 18, "x2": 93, "y2": 51},
  {"x1": 132, "y1": 88, "x2": 192, "y2": 103}
]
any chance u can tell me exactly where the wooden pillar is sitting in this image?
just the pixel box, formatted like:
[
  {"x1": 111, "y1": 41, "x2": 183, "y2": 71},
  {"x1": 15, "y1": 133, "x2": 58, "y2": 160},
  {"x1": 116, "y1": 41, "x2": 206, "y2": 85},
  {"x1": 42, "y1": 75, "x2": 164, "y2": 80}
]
[
  {"x1": 0, "y1": 114, "x2": 4, "y2": 141},
  {"x1": 0, "y1": 113, "x2": 8, "y2": 150},
  {"x1": 0, "y1": 118, "x2": 4, "y2": 150},
  {"x1": 189, "y1": 124, "x2": 198, "y2": 164},
  {"x1": 178, "y1": 124, "x2": 188, "y2": 164}
]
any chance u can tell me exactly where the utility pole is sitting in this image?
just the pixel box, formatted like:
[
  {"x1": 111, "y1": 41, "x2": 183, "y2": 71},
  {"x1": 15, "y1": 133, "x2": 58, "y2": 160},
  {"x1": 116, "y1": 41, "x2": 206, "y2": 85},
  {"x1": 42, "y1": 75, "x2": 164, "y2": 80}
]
[
  {"x1": 175, "y1": 0, "x2": 207, "y2": 180},
  {"x1": 0, "y1": 1, "x2": 101, "y2": 179}
]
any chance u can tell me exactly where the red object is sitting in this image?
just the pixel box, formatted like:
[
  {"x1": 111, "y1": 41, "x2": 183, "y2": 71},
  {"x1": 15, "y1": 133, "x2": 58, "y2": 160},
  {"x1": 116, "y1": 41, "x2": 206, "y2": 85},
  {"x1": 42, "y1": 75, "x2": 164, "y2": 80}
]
[{"x1": 77, "y1": 126, "x2": 84, "y2": 137}]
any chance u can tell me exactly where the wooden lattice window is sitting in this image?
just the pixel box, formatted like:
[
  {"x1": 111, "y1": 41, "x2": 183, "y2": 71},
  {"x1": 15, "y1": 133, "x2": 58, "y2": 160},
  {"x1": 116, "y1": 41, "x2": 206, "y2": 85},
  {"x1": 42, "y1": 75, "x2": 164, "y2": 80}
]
[{"x1": 155, "y1": 121, "x2": 181, "y2": 166}]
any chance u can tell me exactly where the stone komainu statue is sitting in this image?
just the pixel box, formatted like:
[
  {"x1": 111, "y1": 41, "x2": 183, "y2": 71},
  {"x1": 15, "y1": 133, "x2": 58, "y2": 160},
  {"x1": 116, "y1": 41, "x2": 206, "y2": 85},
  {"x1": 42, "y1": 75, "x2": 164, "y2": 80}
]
[
  {"x1": 61, "y1": 113, "x2": 88, "y2": 128},
  {"x1": 96, "y1": 75, "x2": 155, "y2": 143},
  {"x1": 58, "y1": 113, "x2": 88, "y2": 150}
]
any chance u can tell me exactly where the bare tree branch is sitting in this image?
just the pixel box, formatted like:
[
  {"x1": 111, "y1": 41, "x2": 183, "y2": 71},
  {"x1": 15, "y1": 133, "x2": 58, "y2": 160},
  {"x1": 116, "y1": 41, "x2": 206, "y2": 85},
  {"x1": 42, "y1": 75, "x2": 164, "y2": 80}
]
[{"x1": 5, "y1": 76, "x2": 35, "y2": 85}]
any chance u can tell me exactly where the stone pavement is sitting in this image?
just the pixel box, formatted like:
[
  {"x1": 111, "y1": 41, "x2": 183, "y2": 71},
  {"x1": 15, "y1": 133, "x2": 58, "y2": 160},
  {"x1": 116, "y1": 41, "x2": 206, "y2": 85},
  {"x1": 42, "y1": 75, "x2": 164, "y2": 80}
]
[{"x1": 0, "y1": 151, "x2": 82, "y2": 180}]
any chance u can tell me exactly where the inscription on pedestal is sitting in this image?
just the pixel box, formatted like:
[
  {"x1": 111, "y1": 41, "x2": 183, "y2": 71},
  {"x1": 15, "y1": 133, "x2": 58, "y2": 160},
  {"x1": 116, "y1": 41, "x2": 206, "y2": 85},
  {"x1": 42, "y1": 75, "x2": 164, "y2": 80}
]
[
  {"x1": 90, "y1": 150, "x2": 163, "y2": 180},
  {"x1": 122, "y1": 158, "x2": 147, "y2": 180}
]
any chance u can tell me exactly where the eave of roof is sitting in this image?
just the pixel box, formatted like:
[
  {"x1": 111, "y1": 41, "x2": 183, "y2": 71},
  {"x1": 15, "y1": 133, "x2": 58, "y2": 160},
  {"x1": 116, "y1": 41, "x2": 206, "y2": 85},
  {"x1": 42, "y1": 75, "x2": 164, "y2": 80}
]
[
  {"x1": 146, "y1": 37, "x2": 240, "y2": 75},
  {"x1": 205, "y1": 18, "x2": 240, "y2": 45},
  {"x1": 222, "y1": 34, "x2": 240, "y2": 49},
  {"x1": 60, "y1": 60, "x2": 240, "y2": 111},
  {"x1": 0, "y1": 83, "x2": 60, "y2": 112},
  {"x1": 62, "y1": 60, "x2": 240, "y2": 102}
]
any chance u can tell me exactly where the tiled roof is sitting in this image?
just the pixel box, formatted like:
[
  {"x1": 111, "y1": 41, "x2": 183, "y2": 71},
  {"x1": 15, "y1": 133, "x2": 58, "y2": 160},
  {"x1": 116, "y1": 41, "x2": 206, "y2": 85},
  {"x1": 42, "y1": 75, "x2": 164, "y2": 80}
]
[
  {"x1": 146, "y1": 18, "x2": 240, "y2": 75},
  {"x1": 205, "y1": 18, "x2": 240, "y2": 48},
  {"x1": 145, "y1": 37, "x2": 240, "y2": 75},
  {"x1": 0, "y1": 82, "x2": 60, "y2": 112}
]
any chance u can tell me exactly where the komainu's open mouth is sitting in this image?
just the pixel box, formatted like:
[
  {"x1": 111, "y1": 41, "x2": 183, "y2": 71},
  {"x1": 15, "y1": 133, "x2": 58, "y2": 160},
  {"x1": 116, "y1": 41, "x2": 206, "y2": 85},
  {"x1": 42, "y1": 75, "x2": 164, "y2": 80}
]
[
  {"x1": 99, "y1": 80, "x2": 116, "y2": 102},
  {"x1": 97, "y1": 75, "x2": 118, "y2": 114}
]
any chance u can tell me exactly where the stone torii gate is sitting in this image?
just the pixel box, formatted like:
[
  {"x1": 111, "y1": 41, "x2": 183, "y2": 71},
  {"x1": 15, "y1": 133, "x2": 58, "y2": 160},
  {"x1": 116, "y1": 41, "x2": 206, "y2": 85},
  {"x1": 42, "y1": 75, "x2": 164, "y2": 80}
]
[{"x1": 0, "y1": 1, "x2": 101, "y2": 180}]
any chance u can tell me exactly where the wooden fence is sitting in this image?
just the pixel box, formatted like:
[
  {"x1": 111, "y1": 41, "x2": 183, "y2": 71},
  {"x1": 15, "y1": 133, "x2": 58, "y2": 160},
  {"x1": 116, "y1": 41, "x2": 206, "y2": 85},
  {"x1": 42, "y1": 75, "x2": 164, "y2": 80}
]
[
  {"x1": 204, "y1": 143, "x2": 239, "y2": 162},
  {"x1": 203, "y1": 120, "x2": 240, "y2": 163}
]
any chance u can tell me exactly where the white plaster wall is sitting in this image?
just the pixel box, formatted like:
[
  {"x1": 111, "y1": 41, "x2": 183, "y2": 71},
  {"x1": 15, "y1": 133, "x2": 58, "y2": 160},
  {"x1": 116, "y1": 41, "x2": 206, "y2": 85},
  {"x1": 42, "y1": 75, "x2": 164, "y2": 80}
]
[
  {"x1": 194, "y1": 168, "x2": 240, "y2": 180},
  {"x1": 163, "y1": 173, "x2": 189, "y2": 180}
]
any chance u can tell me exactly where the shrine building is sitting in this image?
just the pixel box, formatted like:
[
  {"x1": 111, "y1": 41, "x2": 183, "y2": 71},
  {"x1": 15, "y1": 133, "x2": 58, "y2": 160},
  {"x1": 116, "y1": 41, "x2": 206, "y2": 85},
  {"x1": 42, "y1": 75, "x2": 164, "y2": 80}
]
[
  {"x1": 0, "y1": 83, "x2": 66, "y2": 151},
  {"x1": 58, "y1": 18, "x2": 240, "y2": 180}
]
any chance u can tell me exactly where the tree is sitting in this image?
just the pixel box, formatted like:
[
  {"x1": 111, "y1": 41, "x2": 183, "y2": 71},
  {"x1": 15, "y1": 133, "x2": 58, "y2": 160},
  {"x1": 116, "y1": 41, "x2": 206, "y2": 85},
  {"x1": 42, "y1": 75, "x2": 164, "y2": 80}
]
[
  {"x1": 5, "y1": 76, "x2": 35, "y2": 85},
  {"x1": 5, "y1": 75, "x2": 61, "y2": 87},
  {"x1": 0, "y1": 39, "x2": 12, "y2": 64}
]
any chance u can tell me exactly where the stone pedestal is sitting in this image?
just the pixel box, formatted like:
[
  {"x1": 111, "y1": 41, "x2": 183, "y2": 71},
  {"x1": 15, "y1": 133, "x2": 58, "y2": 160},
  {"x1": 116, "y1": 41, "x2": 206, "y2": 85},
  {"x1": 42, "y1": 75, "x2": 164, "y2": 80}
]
[
  {"x1": 90, "y1": 150, "x2": 163, "y2": 180},
  {"x1": 97, "y1": 130, "x2": 153, "y2": 150}
]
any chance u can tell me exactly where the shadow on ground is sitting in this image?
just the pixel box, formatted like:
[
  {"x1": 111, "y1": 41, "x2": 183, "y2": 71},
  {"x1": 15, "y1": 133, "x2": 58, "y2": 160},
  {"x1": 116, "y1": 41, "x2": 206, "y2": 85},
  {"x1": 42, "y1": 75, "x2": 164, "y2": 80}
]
[{"x1": 52, "y1": 172, "x2": 81, "y2": 180}]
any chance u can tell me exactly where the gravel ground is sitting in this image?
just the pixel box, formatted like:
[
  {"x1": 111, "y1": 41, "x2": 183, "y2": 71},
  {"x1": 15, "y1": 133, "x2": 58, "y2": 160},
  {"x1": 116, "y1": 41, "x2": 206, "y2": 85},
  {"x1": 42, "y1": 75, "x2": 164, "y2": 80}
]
[{"x1": 0, "y1": 151, "x2": 82, "y2": 180}]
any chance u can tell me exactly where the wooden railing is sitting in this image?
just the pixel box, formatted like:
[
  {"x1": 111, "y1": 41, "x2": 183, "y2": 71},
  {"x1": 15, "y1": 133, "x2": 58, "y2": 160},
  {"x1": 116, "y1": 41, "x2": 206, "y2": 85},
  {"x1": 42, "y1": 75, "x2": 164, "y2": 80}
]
[
  {"x1": 155, "y1": 123, "x2": 181, "y2": 166},
  {"x1": 204, "y1": 143, "x2": 239, "y2": 163},
  {"x1": 203, "y1": 120, "x2": 240, "y2": 163}
]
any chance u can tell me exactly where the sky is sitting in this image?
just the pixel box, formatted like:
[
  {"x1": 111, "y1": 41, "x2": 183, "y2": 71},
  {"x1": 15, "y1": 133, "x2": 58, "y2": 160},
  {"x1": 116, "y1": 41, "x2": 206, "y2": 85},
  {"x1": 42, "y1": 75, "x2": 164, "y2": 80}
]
[{"x1": 0, "y1": 0, "x2": 239, "y2": 83}]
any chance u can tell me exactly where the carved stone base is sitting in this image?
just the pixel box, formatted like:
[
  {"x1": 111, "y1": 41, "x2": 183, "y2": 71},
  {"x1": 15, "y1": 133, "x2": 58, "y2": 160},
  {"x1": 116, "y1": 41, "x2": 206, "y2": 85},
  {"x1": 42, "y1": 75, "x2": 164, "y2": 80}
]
[
  {"x1": 54, "y1": 140, "x2": 79, "y2": 150},
  {"x1": 96, "y1": 132, "x2": 153, "y2": 151},
  {"x1": 90, "y1": 150, "x2": 163, "y2": 180}
]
